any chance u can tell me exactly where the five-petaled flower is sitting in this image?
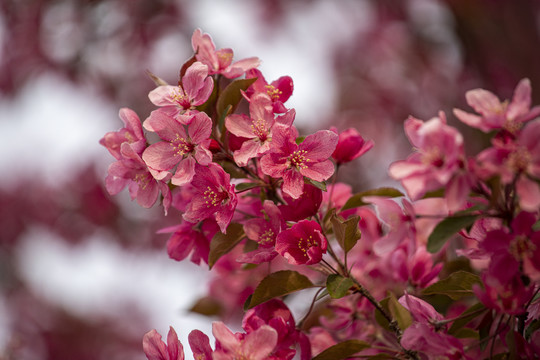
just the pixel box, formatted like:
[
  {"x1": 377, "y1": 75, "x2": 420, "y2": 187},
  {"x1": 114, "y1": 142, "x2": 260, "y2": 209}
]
[
  {"x1": 142, "y1": 111, "x2": 213, "y2": 186},
  {"x1": 225, "y1": 93, "x2": 295, "y2": 166},
  {"x1": 260, "y1": 127, "x2": 338, "y2": 199},
  {"x1": 275, "y1": 220, "x2": 328, "y2": 265},
  {"x1": 183, "y1": 163, "x2": 238, "y2": 233}
]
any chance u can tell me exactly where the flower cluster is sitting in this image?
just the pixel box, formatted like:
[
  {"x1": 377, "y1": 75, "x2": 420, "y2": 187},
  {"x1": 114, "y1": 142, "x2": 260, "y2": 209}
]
[{"x1": 101, "y1": 29, "x2": 540, "y2": 359}]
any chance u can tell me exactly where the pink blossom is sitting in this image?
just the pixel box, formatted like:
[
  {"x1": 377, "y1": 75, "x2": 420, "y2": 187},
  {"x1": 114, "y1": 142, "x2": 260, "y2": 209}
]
[
  {"x1": 191, "y1": 29, "x2": 260, "y2": 79},
  {"x1": 143, "y1": 327, "x2": 184, "y2": 360},
  {"x1": 142, "y1": 111, "x2": 213, "y2": 186},
  {"x1": 238, "y1": 200, "x2": 283, "y2": 264},
  {"x1": 260, "y1": 127, "x2": 338, "y2": 199},
  {"x1": 160, "y1": 220, "x2": 217, "y2": 265},
  {"x1": 100, "y1": 107, "x2": 146, "y2": 159},
  {"x1": 105, "y1": 143, "x2": 171, "y2": 213},
  {"x1": 453, "y1": 78, "x2": 540, "y2": 133},
  {"x1": 183, "y1": 164, "x2": 237, "y2": 233},
  {"x1": 242, "y1": 299, "x2": 301, "y2": 359},
  {"x1": 388, "y1": 112, "x2": 471, "y2": 209},
  {"x1": 331, "y1": 127, "x2": 374, "y2": 165},
  {"x1": 212, "y1": 321, "x2": 278, "y2": 360},
  {"x1": 364, "y1": 196, "x2": 416, "y2": 256},
  {"x1": 245, "y1": 68, "x2": 293, "y2": 113},
  {"x1": 476, "y1": 119, "x2": 540, "y2": 211},
  {"x1": 275, "y1": 220, "x2": 328, "y2": 265},
  {"x1": 225, "y1": 93, "x2": 295, "y2": 166},
  {"x1": 148, "y1": 61, "x2": 213, "y2": 121}
]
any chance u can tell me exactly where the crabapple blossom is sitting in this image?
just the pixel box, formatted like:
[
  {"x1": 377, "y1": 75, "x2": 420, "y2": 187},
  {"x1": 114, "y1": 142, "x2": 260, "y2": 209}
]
[
  {"x1": 100, "y1": 107, "x2": 146, "y2": 159},
  {"x1": 143, "y1": 327, "x2": 184, "y2": 360},
  {"x1": 188, "y1": 330, "x2": 213, "y2": 360},
  {"x1": 148, "y1": 61, "x2": 213, "y2": 121},
  {"x1": 238, "y1": 200, "x2": 283, "y2": 264},
  {"x1": 160, "y1": 219, "x2": 218, "y2": 265},
  {"x1": 142, "y1": 111, "x2": 212, "y2": 186},
  {"x1": 225, "y1": 93, "x2": 295, "y2": 166},
  {"x1": 453, "y1": 78, "x2": 540, "y2": 133},
  {"x1": 183, "y1": 163, "x2": 237, "y2": 233},
  {"x1": 331, "y1": 127, "x2": 374, "y2": 165},
  {"x1": 260, "y1": 126, "x2": 338, "y2": 199},
  {"x1": 105, "y1": 143, "x2": 171, "y2": 212},
  {"x1": 476, "y1": 119, "x2": 540, "y2": 211},
  {"x1": 279, "y1": 184, "x2": 323, "y2": 222},
  {"x1": 191, "y1": 28, "x2": 260, "y2": 79},
  {"x1": 388, "y1": 112, "x2": 471, "y2": 210},
  {"x1": 245, "y1": 68, "x2": 293, "y2": 113},
  {"x1": 275, "y1": 220, "x2": 328, "y2": 265},
  {"x1": 212, "y1": 321, "x2": 278, "y2": 360}
]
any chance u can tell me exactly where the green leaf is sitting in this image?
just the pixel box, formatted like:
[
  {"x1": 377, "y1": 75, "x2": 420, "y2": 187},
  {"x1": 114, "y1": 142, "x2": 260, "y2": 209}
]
[
  {"x1": 208, "y1": 223, "x2": 245, "y2": 269},
  {"x1": 189, "y1": 296, "x2": 222, "y2": 317},
  {"x1": 427, "y1": 214, "x2": 479, "y2": 253},
  {"x1": 312, "y1": 340, "x2": 370, "y2": 360},
  {"x1": 422, "y1": 270, "x2": 482, "y2": 300},
  {"x1": 247, "y1": 270, "x2": 314, "y2": 309},
  {"x1": 374, "y1": 297, "x2": 391, "y2": 331},
  {"x1": 387, "y1": 292, "x2": 412, "y2": 331},
  {"x1": 326, "y1": 274, "x2": 354, "y2": 299},
  {"x1": 449, "y1": 302, "x2": 486, "y2": 335},
  {"x1": 216, "y1": 77, "x2": 257, "y2": 120},
  {"x1": 341, "y1": 187, "x2": 404, "y2": 211},
  {"x1": 330, "y1": 213, "x2": 361, "y2": 253},
  {"x1": 234, "y1": 182, "x2": 260, "y2": 193}
]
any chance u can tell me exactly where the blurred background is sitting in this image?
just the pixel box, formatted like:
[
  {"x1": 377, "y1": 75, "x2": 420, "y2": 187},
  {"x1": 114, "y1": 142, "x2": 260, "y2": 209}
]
[{"x1": 1, "y1": 0, "x2": 540, "y2": 358}]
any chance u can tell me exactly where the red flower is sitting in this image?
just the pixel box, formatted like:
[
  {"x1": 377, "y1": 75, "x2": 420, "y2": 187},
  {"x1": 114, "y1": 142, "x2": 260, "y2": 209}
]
[{"x1": 275, "y1": 220, "x2": 327, "y2": 265}]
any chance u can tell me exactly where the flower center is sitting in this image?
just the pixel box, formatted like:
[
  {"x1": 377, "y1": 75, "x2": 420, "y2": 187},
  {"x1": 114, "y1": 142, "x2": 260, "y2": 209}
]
[
  {"x1": 298, "y1": 235, "x2": 317, "y2": 254},
  {"x1": 265, "y1": 84, "x2": 282, "y2": 101},
  {"x1": 170, "y1": 87, "x2": 190, "y2": 109},
  {"x1": 171, "y1": 134, "x2": 194, "y2": 157},
  {"x1": 134, "y1": 173, "x2": 151, "y2": 190},
  {"x1": 251, "y1": 118, "x2": 268, "y2": 142},
  {"x1": 290, "y1": 149, "x2": 310, "y2": 170},
  {"x1": 422, "y1": 147, "x2": 444, "y2": 168},
  {"x1": 203, "y1": 186, "x2": 227, "y2": 208},
  {"x1": 509, "y1": 235, "x2": 536, "y2": 260},
  {"x1": 507, "y1": 146, "x2": 531, "y2": 173},
  {"x1": 259, "y1": 228, "x2": 275, "y2": 246}
]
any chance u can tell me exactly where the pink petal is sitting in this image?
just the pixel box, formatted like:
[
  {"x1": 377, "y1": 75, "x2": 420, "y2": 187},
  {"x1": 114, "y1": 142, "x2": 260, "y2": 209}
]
[
  {"x1": 143, "y1": 142, "x2": 181, "y2": 171},
  {"x1": 516, "y1": 176, "x2": 540, "y2": 212},
  {"x1": 188, "y1": 112, "x2": 213, "y2": 143},
  {"x1": 453, "y1": 108, "x2": 490, "y2": 132},
  {"x1": 143, "y1": 329, "x2": 169, "y2": 360},
  {"x1": 507, "y1": 78, "x2": 532, "y2": 121},
  {"x1": 282, "y1": 170, "x2": 304, "y2": 199},
  {"x1": 225, "y1": 114, "x2": 258, "y2": 139},
  {"x1": 300, "y1": 160, "x2": 335, "y2": 182},
  {"x1": 466, "y1": 88, "x2": 503, "y2": 115},
  {"x1": 149, "y1": 85, "x2": 178, "y2": 107},
  {"x1": 188, "y1": 330, "x2": 213, "y2": 360},
  {"x1": 241, "y1": 325, "x2": 278, "y2": 360},
  {"x1": 300, "y1": 130, "x2": 338, "y2": 161},
  {"x1": 234, "y1": 140, "x2": 261, "y2": 167},
  {"x1": 172, "y1": 157, "x2": 196, "y2": 186}
]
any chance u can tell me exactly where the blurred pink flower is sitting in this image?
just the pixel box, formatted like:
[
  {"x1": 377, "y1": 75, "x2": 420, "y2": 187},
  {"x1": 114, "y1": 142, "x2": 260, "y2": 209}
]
[
  {"x1": 453, "y1": 78, "x2": 540, "y2": 133},
  {"x1": 212, "y1": 321, "x2": 278, "y2": 360}
]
